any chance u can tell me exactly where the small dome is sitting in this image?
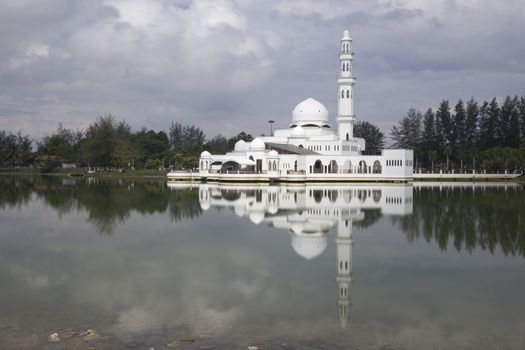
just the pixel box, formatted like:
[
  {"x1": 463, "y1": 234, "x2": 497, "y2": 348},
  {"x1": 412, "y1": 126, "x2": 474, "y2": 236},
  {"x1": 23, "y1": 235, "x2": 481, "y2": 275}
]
[
  {"x1": 291, "y1": 124, "x2": 305, "y2": 137},
  {"x1": 290, "y1": 223, "x2": 304, "y2": 234},
  {"x1": 234, "y1": 140, "x2": 248, "y2": 152},
  {"x1": 268, "y1": 150, "x2": 279, "y2": 157},
  {"x1": 249, "y1": 211, "x2": 265, "y2": 225},
  {"x1": 292, "y1": 98, "x2": 329, "y2": 123},
  {"x1": 291, "y1": 234, "x2": 327, "y2": 260},
  {"x1": 200, "y1": 150, "x2": 211, "y2": 157},
  {"x1": 250, "y1": 138, "x2": 265, "y2": 151},
  {"x1": 342, "y1": 30, "x2": 351, "y2": 40},
  {"x1": 267, "y1": 204, "x2": 278, "y2": 214},
  {"x1": 234, "y1": 204, "x2": 246, "y2": 217}
]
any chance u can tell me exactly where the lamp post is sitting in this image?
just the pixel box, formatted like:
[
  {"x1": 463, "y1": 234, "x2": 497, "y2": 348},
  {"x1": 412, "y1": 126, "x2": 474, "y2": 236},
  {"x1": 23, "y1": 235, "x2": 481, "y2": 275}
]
[{"x1": 268, "y1": 120, "x2": 274, "y2": 136}]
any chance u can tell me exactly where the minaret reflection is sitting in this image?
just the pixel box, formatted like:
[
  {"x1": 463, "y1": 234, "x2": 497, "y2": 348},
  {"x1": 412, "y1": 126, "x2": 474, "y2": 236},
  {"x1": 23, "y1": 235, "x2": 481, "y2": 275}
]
[
  {"x1": 336, "y1": 219, "x2": 352, "y2": 328},
  {"x1": 197, "y1": 184, "x2": 413, "y2": 328}
]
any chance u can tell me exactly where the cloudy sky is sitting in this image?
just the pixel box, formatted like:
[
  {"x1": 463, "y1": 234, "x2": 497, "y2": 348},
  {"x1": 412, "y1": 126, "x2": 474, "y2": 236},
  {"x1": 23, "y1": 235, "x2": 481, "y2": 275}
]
[{"x1": 1, "y1": 0, "x2": 524, "y2": 140}]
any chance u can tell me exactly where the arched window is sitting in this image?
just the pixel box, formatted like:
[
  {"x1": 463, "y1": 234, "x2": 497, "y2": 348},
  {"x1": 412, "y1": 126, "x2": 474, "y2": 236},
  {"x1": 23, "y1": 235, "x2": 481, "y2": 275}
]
[
  {"x1": 346, "y1": 90, "x2": 350, "y2": 98},
  {"x1": 346, "y1": 133, "x2": 349, "y2": 141},
  {"x1": 341, "y1": 90, "x2": 344, "y2": 98}
]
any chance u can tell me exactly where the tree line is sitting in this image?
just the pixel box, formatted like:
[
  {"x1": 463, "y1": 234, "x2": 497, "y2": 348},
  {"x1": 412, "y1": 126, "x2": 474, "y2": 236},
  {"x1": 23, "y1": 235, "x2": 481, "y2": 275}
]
[
  {"x1": 390, "y1": 95, "x2": 525, "y2": 172},
  {"x1": 0, "y1": 115, "x2": 253, "y2": 171},
  {"x1": 2, "y1": 95, "x2": 525, "y2": 173}
]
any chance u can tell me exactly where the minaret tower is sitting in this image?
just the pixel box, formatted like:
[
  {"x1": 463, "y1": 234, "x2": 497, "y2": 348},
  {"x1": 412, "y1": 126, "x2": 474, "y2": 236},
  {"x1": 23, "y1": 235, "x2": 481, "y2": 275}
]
[
  {"x1": 337, "y1": 30, "x2": 356, "y2": 142},
  {"x1": 336, "y1": 219, "x2": 353, "y2": 328}
]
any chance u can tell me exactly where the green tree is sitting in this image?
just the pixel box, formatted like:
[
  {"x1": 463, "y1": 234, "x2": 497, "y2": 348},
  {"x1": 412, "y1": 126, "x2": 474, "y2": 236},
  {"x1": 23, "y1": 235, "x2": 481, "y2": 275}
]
[
  {"x1": 519, "y1": 97, "x2": 525, "y2": 140},
  {"x1": 465, "y1": 97, "x2": 479, "y2": 150},
  {"x1": 205, "y1": 135, "x2": 229, "y2": 154},
  {"x1": 168, "y1": 122, "x2": 205, "y2": 155},
  {"x1": 133, "y1": 129, "x2": 170, "y2": 167},
  {"x1": 421, "y1": 108, "x2": 438, "y2": 167},
  {"x1": 436, "y1": 100, "x2": 454, "y2": 147},
  {"x1": 453, "y1": 100, "x2": 467, "y2": 150},
  {"x1": 38, "y1": 124, "x2": 81, "y2": 160},
  {"x1": 500, "y1": 96, "x2": 521, "y2": 148},
  {"x1": 0, "y1": 130, "x2": 32, "y2": 167},
  {"x1": 80, "y1": 115, "x2": 133, "y2": 167},
  {"x1": 353, "y1": 121, "x2": 385, "y2": 151},
  {"x1": 227, "y1": 132, "x2": 254, "y2": 151},
  {"x1": 390, "y1": 108, "x2": 422, "y2": 149}
]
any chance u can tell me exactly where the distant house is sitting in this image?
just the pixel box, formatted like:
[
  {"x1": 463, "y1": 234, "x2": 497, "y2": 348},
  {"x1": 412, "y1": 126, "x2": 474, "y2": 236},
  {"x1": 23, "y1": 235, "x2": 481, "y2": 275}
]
[
  {"x1": 35, "y1": 155, "x2": 58, "y2": 162},
  {"x1": 61, "y1": 162, "x2": 77, "y2": 169}
]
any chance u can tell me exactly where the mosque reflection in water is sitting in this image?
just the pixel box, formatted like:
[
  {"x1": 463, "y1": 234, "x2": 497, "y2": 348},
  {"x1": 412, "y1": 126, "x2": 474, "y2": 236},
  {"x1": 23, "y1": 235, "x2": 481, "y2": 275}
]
[{"x1": 188, "y1": 183, "x2": 414, "y2": 328}]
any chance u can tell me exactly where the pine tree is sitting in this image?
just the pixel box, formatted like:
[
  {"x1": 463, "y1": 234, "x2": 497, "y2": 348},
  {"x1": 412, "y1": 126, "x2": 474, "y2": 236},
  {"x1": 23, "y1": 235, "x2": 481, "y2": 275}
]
[
  {"x1": 390, "y1": 108, "x2": 422, "y2": 149},
  {"x1": 499, "y1": 96, "x2": 513, "y2": 147},
  {"x1": 465, "y1": 97, "x2": 479, "y2": 149},
  {"x1": 520, "y1": 96, "x2": 525, "y2": 140},
  {"x1": 488, "y1": 98, "x2": 501, "y2": 148},
  {"x1": 436, "y1": 100, "x2": 454, "y2": 147},
  {"x1": 453, "y1": 99, "x2": 467, "y2": 150},
  {"x1": 421, "y1": 108, "x2": 437, "y2": 167},
  {"x1": 478, "y1": 99, "x2": 500, "y2": 149}
]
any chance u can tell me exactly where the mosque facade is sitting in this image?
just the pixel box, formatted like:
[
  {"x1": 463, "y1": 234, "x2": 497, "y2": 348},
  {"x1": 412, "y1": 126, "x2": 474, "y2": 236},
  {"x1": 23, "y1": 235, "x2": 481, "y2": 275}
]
[{"x1": 184, "y1": 30, "x2": 413, "y2": 183}]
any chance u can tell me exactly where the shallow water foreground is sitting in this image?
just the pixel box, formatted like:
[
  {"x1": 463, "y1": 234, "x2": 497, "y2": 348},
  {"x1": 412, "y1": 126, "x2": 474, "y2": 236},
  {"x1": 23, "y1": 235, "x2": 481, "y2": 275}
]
[{"x1": 0, "y1": 176, "x2": 524, "y2": 350}]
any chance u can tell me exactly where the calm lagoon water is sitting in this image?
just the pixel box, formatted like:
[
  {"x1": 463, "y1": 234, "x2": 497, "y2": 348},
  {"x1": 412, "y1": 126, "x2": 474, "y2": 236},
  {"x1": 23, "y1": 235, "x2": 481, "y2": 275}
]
[{"x1": 0, "y1": 176, "x2": 524, "y2": 349}]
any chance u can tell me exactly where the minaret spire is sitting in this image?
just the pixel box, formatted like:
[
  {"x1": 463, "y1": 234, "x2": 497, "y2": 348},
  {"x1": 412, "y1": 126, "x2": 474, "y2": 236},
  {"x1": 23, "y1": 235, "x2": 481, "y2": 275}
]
[{"x1": 337, "y1": 30, "x2": 356, "y2": 142}]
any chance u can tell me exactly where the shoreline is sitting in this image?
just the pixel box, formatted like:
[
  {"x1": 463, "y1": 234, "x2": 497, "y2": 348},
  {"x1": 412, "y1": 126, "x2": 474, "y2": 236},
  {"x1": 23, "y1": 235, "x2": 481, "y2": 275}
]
[{"x1": 1, "y1": 171, "x2": 524, "y2": 183}]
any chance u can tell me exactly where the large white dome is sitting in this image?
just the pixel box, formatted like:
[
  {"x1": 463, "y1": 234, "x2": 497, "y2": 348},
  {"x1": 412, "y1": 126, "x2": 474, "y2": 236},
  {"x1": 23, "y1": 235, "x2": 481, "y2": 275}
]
[
  {"x1": 290, "y1": 234, "x2": 327, "y2": 260},
  {"x1": 292, "y1": 98, "x2": 329, "y2": 123}
]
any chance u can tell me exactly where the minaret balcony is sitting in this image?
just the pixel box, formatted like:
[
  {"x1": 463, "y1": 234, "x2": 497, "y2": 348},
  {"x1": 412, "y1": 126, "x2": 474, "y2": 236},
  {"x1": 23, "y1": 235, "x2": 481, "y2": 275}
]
[
  {"x1": 337, "y1": 77, "x2": 356, "y2": 84},
  {"x1": 339, "y1": 53, "x2": 354, "y2": 60}
]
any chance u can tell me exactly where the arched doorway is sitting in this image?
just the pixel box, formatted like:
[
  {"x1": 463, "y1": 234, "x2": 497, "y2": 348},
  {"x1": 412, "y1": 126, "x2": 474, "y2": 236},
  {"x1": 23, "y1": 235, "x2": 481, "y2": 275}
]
[
  {"x1": 221, "y1": 161, "x2": 241, "y2": 172},
  {"x1": 330, "y1": 160, "x2": 338, "y2": 173},
  {"x1": 373, "y1": 160, "x2": 382, "y2": 174},
  {"x1": 359, "y1": 160, "x2": 367, "y2": 174},
  {"x1": 343, "y1": 160, "x2": 352, "y2": 173},
  {"x1": 313, "y1": 160, "x2": 323, "y2": 173}
]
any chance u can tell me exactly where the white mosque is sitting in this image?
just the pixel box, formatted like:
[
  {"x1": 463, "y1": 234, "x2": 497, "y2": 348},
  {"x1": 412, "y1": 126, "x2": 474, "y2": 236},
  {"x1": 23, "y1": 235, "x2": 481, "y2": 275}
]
[
  {"x1": 169, "y1": 30, "x2": 413, "y2": 183},
  {"x1": 191, "y1": 183, "x2": 414, "y2": 328}
]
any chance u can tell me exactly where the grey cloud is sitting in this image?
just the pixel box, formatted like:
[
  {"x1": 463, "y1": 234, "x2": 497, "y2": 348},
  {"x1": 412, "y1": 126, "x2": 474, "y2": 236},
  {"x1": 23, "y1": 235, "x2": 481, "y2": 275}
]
[{"x1": 0, "y1": 0, "x2": 524, "y2": 139}]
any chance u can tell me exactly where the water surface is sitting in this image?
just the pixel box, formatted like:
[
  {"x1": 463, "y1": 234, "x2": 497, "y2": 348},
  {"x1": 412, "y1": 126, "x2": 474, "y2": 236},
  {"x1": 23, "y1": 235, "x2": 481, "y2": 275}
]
[{"x1": 0, "y1": 176, "x2": 524, "y2": 349}]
